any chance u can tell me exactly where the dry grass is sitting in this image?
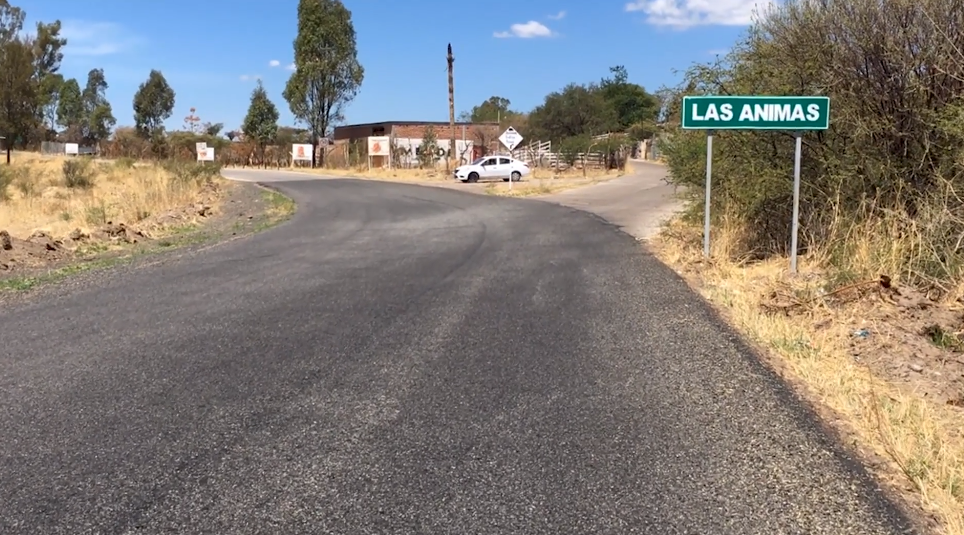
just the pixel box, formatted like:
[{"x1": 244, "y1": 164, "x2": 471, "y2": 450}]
[
  {"x1": 0, "y1": 152, "x2": 222, "y2": 239},
  {"x1": 482, "y1": 176, "x2": 610, "y2": 197},
  {"x1": 296, "y1": 162, "x2": 628, "y2": 185},
  {"x1": 651, "y1": 215, "x2": 964, "y2": 534}
]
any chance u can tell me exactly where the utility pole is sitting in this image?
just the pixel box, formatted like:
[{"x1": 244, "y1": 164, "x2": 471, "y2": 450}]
[{"x1": 447, "y1": 43, "x2": 455, "y2": 171}]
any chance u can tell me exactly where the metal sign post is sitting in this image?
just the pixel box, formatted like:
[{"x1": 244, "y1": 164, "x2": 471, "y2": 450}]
[
  {"x1": 498, "y1": 126, "x2": 523, "y2": 191},
  {"x1": 680, "y1": 95, "x2": 830, "y2": 272},
  {"x1": 790, "y1": 132, "x2": 803, "y2": 273},
  {"x1": 703, "y1": 131, "x2": 714, "y2": 258}
]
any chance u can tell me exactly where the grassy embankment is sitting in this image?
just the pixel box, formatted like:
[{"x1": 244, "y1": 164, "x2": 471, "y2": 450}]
[{"x1": 0, "y1": 152, "x2": 294, "y2": 291}]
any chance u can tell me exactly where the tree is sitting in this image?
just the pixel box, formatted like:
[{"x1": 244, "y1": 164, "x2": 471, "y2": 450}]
[
  {"x1": 0, "y1": 1, "x2": 25, "y2": 46},
  {"x1": 32, "y1": 19, "x2": 65, "y2": 131},
  {"x1": 87, "y1": 103, "x2": 115, "y2": 145},
  {"x1": 133, "y1": 69, "x2": 175, "y2": 140},
  {"x1": 527, "y1": 83, "x2": 618, "y2": 142},
  {"x1": 466, "y1": 96, "x2": 513, "y2": 123},
  {"x1": 56, "y1": 77, "x2": 82, "y2": 138},
  {"x1": 203, "y1": 122, "x2": 223, "y2": 137},
  {"x1": 242, "y1": 80, "x2": 279, "y2": 165},
  {"x1": 283, "y1": 0, "x2": 364, "y2": 167},
  {"x1": 0, "y1": 36, "x2": 36, "y2": 151},
  {"x1": 274, "y1": 125, "x2": 310, "y2": 146},
  {"x1": 38, "y1": 73, "x2": 62, "y2": 132},
  {"x1": 598, "y1": 65, "x2": 659, "y2": 135},
  {"x1": 82, "y1": 68, "x2": 114, "y2": 145}
]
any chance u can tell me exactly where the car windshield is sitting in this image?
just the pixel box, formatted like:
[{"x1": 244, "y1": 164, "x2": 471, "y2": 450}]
[{"x1": 470, "y1": 157, "x2": 487, "y2": 165}]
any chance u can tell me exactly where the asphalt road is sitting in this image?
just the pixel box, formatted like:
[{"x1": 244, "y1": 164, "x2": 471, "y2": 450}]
[{"x1": 0, "y1": 172, "x2": 913, "y2": 534}]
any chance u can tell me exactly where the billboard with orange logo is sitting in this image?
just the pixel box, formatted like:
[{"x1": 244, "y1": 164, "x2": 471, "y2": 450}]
[
  {"x1": 368, "y1": 136, "x2": 390, "y2": 156},
  {"x1": 292, "y1": 143, "x2": 312, "y2": 162}
]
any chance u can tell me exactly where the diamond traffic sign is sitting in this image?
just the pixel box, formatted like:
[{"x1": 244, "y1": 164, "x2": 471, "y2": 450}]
[{"x1": 498, "y1": 126, "x2": 523, "y2": 151}]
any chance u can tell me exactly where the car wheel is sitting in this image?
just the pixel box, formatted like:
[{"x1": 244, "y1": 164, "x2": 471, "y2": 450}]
[
  {"x1": 511, "y1": 171, "x2": 522, "y2": 182},
  {"x1": 468, "y1": 172, "x2": 479, "y2": 183}
]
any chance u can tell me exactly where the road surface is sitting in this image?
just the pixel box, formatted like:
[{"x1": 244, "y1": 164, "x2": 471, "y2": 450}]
[
  {"x1": 0, "y1": 171, "x2": 912, "y2": 534},
  {"x1": 539, "y1": 160, "x2": 683, "y2": 240}
]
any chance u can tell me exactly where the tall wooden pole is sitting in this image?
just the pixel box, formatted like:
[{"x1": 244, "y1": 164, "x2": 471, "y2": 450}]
[{"x1": 447, "y1": 43, "x2": 456, "y2": 169}]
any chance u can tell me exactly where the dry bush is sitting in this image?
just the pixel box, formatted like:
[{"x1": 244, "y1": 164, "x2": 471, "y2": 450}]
[
  {"x1": 661, "y1": 0, "x2": 964, "y2": 289},
  {"x1": 0, "y1": 152, "x2": 221, "y2": 239}
]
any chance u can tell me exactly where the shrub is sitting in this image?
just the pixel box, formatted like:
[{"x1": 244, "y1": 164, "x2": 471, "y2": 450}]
[
  {"x1": 0, "y1": 167, "x2": 14, "y2": 202},
  {"x1": 114, "y1": 157, "x2": 136, "y2": 169},
  {"x1": 62, "y1": 159, "x2": 94, "y2": 189},
  {"x1": 162, "y1": 159, "x2": 222, "y2": 186}
]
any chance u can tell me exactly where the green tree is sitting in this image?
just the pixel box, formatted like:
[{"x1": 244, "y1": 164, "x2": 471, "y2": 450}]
[
  {"x1": 56, "y1": 78, "x2": 82, "y2": 128},
  {"x1": 242, "y1": 80, "x2": 280, "y2": 164},
  {"x1": 0, "y1": 1, "x2": 25, "y2": 46},
  {"x1": 274, "y1": 125, "x2": 310, "y2": 146},
  {"x1": 133, "y1": 69, "x2": 175, "y2": 140},
  {"x1": 32, "y1": 19, "x2": 65, "y2": 131},
  {"x1": 203, "y1": 122, "x2": 223, "y2": 136},
  {"x1": 283, "y1": 0, "x2": 364, "y2": 166},
  {"x1": 38, "y1": 73, "x2": 62, "y2": 132},
  {"x1": 0, "y1": 36, "x2": 36, "y2": 150},
  {"x1": 81, "y1": 68, "x2": 115, "y2": 145},
  {"x1": 527, "y1": 83, "x2": 618, "y2": 142},
  {"x1": 598, "y1": 66, "x2": 659, "y2": 136},
  {"x1": 467, "y1": 96, "x2": 513, "y2": 123}
]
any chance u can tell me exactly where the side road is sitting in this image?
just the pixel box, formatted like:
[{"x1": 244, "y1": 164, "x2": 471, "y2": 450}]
[{"x1": 536, "y1": 160, "x2": 683, "y2": 241}]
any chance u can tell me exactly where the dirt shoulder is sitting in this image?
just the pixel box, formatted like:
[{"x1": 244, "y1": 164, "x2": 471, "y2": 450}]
[
  {"x1": 650, "y1": 216, "x2": 961, "y2": 535},
  {"x1": 0, "y1": 177, "x2": 294, "y2": 300}
]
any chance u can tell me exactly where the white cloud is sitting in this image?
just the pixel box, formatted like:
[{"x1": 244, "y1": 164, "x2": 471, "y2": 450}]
[
  {"x1": 286, "y1": 63, "x2": 296, "y2": 71},
  {"x1": 269, "y1": 59, "x2": 280, "y2": 67},
  {"x1": 59, "y1": 20, "x2": 143, "y2": 56},
  {"x1": 239, "y1": 74, "x2": 261, "y2": 81},
  {"x1": 548, "y1": 10, "x2": 566, "y2": 20},
  {"x1": 708, "y1": 48, "x2": 729, "y2": 55},
  {"x1": 624, "y1": 0, "x2": 775, "y2": 29},
  {"x1": 493, "y1": 21, "x2": 554, "y2": 38}
]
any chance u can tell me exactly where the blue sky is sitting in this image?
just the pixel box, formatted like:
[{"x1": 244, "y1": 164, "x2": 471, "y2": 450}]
[{"x1": 20, "y1": 0, "x2": 771, "y2": 132}]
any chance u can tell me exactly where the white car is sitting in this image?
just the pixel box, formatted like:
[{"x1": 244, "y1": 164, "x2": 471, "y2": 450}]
[{"x1": 453, "y1": 156, "x2": 530, "y2": 183}]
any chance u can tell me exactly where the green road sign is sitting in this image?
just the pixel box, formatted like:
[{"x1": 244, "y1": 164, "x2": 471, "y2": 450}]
[{"x1": 681, "y1": 96, "x2": 830, "y2": 130}]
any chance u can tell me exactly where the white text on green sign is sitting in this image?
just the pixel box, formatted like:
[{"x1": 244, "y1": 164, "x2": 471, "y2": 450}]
[{"x1": 681, "y1": 96, "x2": 830, "y2": 130}]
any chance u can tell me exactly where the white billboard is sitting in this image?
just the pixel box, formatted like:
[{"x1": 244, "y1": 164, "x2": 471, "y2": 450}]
[
  {"x1": 197, "y1": 148, "x2": 215, "y2": 161},
  {"x1": 292, "y1": 143, "x2": 312, "y2": 162},
  {"x1": 368, "y1": 136, "x2": 390, "y2": 156},
  {"x1": 65, "y1": 143, "x2": 79, "y2": 155}
]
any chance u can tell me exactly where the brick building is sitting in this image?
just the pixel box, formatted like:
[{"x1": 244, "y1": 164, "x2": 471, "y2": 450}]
[{"x1": 332, "y1": 121, "x2": 502, "y2": 163}]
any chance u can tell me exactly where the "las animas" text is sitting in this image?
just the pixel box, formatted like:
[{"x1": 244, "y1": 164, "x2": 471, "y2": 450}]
[{"x1": 692, "y1": 103, "x2": 822, "y2": 122}]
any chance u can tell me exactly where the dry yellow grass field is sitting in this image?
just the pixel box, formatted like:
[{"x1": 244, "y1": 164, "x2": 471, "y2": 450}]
[
  {"x1": 0, "y1": 152, "x2": 224, "y2": 240},
  {"x1": 651, "y1": 216, "x2": 964, "y2": 534}
]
